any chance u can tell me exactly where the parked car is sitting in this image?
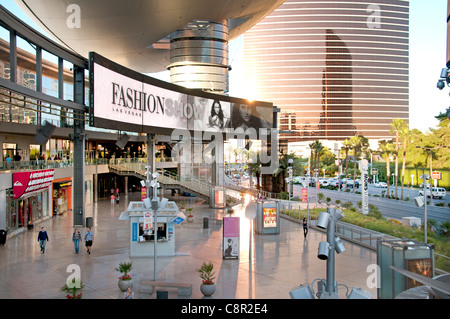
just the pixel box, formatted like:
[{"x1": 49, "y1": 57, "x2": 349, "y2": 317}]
[
  {"x1": 375, "y1": 182, "x2": 388, "y2": 188},
  {"x1": 419, "y1": 187, "x2": 447, "y2": 199},
  {"x1": 343, "y1": 178, "x2": 359, "y2": 188},
  {"x1": 319, "y1": 179, "x2": 329, "y2": 187}
]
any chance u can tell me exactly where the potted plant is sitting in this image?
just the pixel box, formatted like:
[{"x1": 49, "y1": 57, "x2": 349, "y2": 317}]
[
  {"x1": 197, "y1": 261, "x2": 216, "y2": 296},
  {"x1": 179, "y1": 201, "x2": 186, "y2": 213},
  {"x1": 186, "y1": 207, "x2": 194, "y2": 223},
  {"x1": 115, "y1": 261, "x2": 133, "y2": 292},
  {"x1": 61, "y1": 279, "x2": 84, "y2": 299}
]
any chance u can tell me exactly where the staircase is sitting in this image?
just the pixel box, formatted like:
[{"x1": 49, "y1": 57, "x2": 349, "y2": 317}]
[{"x1": 108, "y1": 159, "x2": 211, "y2": 200}]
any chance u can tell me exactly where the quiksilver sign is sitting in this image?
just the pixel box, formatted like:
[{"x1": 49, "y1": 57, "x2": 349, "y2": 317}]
[{"x1": 13, "y1": 169, "x2": 55, "y2": 199}]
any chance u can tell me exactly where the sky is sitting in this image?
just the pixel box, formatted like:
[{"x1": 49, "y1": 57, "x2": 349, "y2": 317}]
[{"x1": 2, "y1": 0, "x2": 448, "y2": 134}]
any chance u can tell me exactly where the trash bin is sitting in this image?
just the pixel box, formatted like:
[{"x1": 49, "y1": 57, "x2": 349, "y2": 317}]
[
  {"x1": 86, "y1": 217, "x2": 93, "y2": 228},
  {"x1": 157, "y1": 290, "x2": 168, "y2": 299},
  {"x1": 0, "y1": 229, "x2": 7, "y2": 246},
  {"x1": 203, "y1": 217, "x2": 209, "y2": 229}
]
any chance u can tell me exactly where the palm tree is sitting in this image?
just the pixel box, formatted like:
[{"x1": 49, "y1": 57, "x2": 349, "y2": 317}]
[
  {"x1": 390, "y1": 119, "x2": 407, "y2": 199},
  {"x1": 309, "y1": 140, "x2": 324, "y2": 178},
  {"x1": 274, "y1": 153, "x2": 302, "y2": 193},
  {"x1": 340, "y1": 139, "x2": 352, "y2": 188},
  {"x1": 378, "y1": 139, "x2": 395, "y2": 198},
  {"x1": 248, "y1": 152, "x2": 262, "y2": 190},
  {"x1": 350, "y1": 135, "x2": 369, "y2": 193},
  {"x1": 400, "y1": 125, "x2": 410, "y2": 200}
]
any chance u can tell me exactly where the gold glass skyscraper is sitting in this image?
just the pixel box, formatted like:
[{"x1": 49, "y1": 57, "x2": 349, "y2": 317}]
[{"x1": 244, "y1": 0, "x2": 409, "y2": 142}]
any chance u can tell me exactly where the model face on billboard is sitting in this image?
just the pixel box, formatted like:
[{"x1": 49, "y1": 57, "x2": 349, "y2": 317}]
[{"x1": 239, "y1": 104, "x2": 252, "y2": 123}]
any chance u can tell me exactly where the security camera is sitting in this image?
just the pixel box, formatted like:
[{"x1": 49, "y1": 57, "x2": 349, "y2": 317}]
[
  {"x1": 440, "y1": 68, "x2": 448, "y2": 78},
  {"x1": 437, "y1": 79, "x2": 445, "y2": 90}
]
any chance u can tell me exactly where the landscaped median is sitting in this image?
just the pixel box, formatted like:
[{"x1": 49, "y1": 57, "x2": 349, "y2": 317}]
[{"x1": 280, "y1": 204, "x2": 450, "y2": 273}]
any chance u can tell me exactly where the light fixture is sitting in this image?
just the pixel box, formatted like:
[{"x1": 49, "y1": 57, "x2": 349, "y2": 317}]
[
  {"x1": 347, "y1": 287, "x2": 372, "y2": 299},
  {"x1": 318, "y1": 241, "x2": 330, "y2": 260},
  {"x1": 317, "y1": 211, "x2": 330, "y2": 229},
  {"x1": 289, "y1": 284, "x2": 315, "y2": 299},
  {"x1": 334, "y1": 237, "x2": 346, "y2": 254},
  {"x1": 143, "y1": 197, "x2": 151, "y2": 209},
  {"x1": 115, "y1": 133, "x2": 130, "y2": 149}
]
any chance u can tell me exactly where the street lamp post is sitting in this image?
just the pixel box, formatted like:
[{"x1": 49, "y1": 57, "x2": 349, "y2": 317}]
[
  {"x1": 415, "y1": 145, "x2": 448, "y2": 205},
  {"x1": 420, "y1": 174, "x2": 430, "y2": 244},
  {"x1": 288, "y1": 158, "x2": 293, "y2": 210}
]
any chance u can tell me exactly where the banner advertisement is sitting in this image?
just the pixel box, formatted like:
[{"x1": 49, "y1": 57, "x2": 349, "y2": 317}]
[
  {"x1": 13, "y1": 169, "x2": 55, "y2": 199},
  {"x1": 89, "y1": 52, "x2": 273, "y2": 135},
  {"x1": 302, "y1": 188, "x2": 308, "y2": 203},
  {"x1": 223, "y1": 216, "x2": 239, "y2": 259}
]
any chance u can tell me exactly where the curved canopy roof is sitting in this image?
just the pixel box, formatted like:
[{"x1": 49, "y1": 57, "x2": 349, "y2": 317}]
[{"x1": 14, "y1": 0, "x2": 283, "y2": 73}]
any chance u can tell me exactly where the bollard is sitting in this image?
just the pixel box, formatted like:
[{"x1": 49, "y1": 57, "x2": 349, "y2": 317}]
[{"x1": 203, "y1": 217, "x2": 209, "y2": 229}]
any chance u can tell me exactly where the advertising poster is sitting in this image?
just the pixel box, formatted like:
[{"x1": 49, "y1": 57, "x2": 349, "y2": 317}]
[
  {"x1": 143, "y1": 211, "x2": 153, "y2": 230},
  {"x1": 141, "y1": 187, "x2": 147, "y2": 200},
  {"x1": 263, "y1": 207, "x2": 277, "y2": 228},
  {"x1": 302, "y1": 188, "x2": 308, "y2": 203},
  {"x1": 223, "y1": 216, "x2": 239, "y2": 259}
]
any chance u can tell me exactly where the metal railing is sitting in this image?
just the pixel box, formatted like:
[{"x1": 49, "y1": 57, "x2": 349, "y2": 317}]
[
  {"x1": 0, "y1": 158, "x2": 110, "y2": 171},
  {"x1": 281, "y1": 207, "x2": 397, "y2": 251}
]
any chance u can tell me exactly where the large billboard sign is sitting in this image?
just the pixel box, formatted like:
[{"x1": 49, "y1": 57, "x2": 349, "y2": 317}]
[{"x1": 89, "y1": 52, "x2": 273, "y2": 137}]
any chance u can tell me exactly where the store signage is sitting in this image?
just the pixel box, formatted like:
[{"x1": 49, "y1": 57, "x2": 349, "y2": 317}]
[
  {"x1": 431, "y1": 171, "x2": 441, "y2": 180},
  {"x1": 13, "y1": 169, "x2": 55, "y2": 199}
]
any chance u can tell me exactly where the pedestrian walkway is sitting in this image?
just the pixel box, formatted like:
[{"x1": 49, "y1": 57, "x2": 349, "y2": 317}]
[{"x1": 0, "y1": 191, "x2": 377, "y2": 299}]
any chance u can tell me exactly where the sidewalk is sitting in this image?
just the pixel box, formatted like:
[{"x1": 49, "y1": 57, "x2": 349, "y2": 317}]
[{"x1": 0, "y1": 191, "x2": 377, "y2": 299}]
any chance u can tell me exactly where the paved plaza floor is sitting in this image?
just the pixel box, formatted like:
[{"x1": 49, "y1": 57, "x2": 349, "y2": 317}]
[{"x1": 0, "y1": 191, "x2": 378, "y2": 300}]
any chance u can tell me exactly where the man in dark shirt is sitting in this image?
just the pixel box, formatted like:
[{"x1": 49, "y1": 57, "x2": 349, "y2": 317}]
[{"x1": 37, "y1": 227, "x2": 49, "y2": 253}]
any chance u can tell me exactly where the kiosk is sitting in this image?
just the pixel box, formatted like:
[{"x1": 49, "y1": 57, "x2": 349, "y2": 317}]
[
  {"x1": 119, "y1": 200, "x2": 180, "y2": 257},
  {"x1": 377, "y1": 239, "x2": 435, "y2": 299},
  {"x1": 254, "y1": 200, "x2": 280, "y2": 235},
  {"x1": 210, "y1": 186, "x2": 226, "y2": 209}
]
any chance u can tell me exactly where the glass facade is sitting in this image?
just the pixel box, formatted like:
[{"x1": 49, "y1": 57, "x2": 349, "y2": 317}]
[{"x1": 243, "y1": 0, "x2": 409, "y2": 141}]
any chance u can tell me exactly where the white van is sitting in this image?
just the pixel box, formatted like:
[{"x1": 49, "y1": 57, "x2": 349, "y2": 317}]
[{"x1": 419, "y1": 187, "x2": 447, "y2": 199}]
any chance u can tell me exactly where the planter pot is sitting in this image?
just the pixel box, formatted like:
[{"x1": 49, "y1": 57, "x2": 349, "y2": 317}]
[
  {"x1": 200, "y1": 284, "x2": 216, "y2": 297},
  {"x1": 118, "y1": 279, "x2": 133, "y2": 292},
  {"x1": 187, "y1": 216, "x2": 194, "y2": 223}
]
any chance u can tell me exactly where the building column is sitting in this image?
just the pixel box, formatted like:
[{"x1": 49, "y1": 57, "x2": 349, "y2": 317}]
[
  {"x1": 72, "y1": 66, "x2": 85, "y2": 227},
  {"x1": 147, "y1": 134, "x2": 156, "y2": 173}
]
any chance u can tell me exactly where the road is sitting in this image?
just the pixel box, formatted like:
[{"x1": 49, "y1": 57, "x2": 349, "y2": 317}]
[{"x1": 292, "y1": 184, "x2": 450, "y2": 224}]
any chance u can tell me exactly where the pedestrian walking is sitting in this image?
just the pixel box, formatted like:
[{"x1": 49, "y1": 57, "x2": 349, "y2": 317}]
[
  {"x1": 302, "y1": 218, "x2": 308, "y2": 238},
  {"x1": 123, "y1": 287, "x2": 134, "y2": 299},
  {"x1": 84, "y1": 227, "x2": 94, "y2": 254},
  {"x1": 37, "y1": 227, "x2": 49, "y2": 253},
  {"x1": 110, "y1": 194, "x2": 115, "y2": 204},
  {"x1": 116, "y1": 193, "x2": 120, "y2": 204},
  {"x1": 72, "y1": 228, "x2": 82, "y2": 254}
]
